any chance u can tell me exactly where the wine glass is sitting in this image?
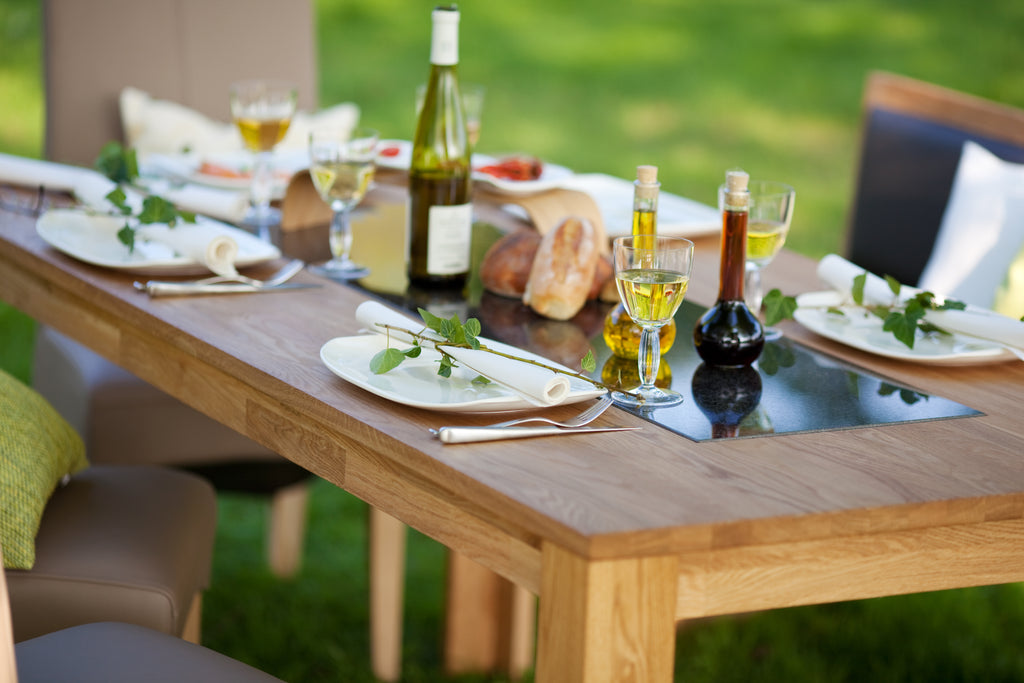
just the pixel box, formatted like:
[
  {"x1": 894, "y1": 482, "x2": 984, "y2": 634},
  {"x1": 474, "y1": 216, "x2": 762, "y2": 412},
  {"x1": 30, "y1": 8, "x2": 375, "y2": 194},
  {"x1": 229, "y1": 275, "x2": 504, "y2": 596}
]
[
  {"x1": 734, "y1": 180, "x2": 795, "y2": 340},
  {"x1": 610, "y1": 235, "x2": 694, "y2": 408},
  {"x1": 307, "y1": 127, "x2": 379, "y2": 280},
  {"x1": 229, "y1": 79, "x2": 298, "y2": 241}
]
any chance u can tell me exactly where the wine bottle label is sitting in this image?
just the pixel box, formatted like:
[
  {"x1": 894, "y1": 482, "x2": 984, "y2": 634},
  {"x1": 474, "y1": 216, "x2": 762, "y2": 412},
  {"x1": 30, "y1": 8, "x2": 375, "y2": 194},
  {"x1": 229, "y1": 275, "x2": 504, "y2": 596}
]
[
  {"x1": 430, "y1": 8, "x2": 460, "y2": 66},
  {"x1": 426, "y1": 203, "x2": 472, "y2": 274}
]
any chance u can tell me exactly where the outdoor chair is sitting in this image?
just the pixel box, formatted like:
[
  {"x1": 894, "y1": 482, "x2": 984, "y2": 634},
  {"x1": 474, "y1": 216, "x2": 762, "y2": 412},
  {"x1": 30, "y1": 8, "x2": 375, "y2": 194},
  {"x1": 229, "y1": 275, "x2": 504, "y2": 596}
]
[
  {"x1": 3, "y1": 543, "x2": 283, "y2": 683},
  {"x1": 38, "y1": 0, "x2": 408, "y2": 679},
  {"x1": 844, "y1": 71, "x2": 1024, "y2": 291},
  {"x1": 1, "y1": 368, "x2": 216, "y2": 646}
]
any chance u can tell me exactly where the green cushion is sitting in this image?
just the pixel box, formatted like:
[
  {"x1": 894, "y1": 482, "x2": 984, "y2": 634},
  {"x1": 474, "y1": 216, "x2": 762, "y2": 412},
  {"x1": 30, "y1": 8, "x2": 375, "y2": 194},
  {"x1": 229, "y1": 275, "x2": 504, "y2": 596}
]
[{"x1": 0, "y1": 367, "x2": 88, "y2": 569}]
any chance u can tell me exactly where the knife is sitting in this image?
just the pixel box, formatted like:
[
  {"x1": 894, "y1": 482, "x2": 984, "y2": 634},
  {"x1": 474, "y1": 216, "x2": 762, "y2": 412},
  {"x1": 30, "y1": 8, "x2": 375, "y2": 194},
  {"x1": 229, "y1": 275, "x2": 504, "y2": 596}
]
[
  {"x1": 134, "y1": 281, "x2": 320, "y2": 297},
  {"x1": 432, "y1": 425, "x2": 641, "y2": 444}
]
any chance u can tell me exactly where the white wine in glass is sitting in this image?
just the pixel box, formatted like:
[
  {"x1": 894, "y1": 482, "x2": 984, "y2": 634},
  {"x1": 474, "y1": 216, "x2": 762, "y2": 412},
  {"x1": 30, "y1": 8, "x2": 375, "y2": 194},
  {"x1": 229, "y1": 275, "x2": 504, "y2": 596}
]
[
  {"x1": 229, "y1": 79, "x2": 298, "y2": 240},
  {"x1": 308, "y1": 127, "x2": 378, "y2": 280},
  {"x1": 611, "y1": 235, "x2": 694, "y2": 408}
]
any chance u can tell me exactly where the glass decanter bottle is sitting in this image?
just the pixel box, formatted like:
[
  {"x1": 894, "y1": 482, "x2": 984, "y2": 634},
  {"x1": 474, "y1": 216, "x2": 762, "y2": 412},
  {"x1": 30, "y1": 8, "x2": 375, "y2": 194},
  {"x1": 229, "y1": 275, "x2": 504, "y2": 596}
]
[
  {"x1": 603, "y1": 164, "x2": 677, "y2": 358},
  {"x1": 693, "y1": 169, "x2": 764, "y2": 366}
]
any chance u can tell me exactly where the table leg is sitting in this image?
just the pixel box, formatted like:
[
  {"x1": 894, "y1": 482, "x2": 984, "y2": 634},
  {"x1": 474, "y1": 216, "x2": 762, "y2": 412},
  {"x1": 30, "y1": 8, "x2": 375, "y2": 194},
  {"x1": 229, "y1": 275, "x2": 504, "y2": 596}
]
[
  {"x1": 369, "y1": 506, "x2": 407, "y2": 683},
  {"x1": 535, "y1": 542, "x2": 678, "y2": 683},
  {"x1": 443, "y1": 551, "x2": 537, "y2": 678}
]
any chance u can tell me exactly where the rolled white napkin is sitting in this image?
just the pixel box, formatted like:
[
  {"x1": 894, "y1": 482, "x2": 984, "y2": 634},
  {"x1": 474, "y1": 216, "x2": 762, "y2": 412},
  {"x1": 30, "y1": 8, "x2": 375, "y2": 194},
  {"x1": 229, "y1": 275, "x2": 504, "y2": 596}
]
[
  {"x1": 159, "y1": 184, "x2": 249, "y2": 225},
  {"x1": 355, "y1": 301, "x2": 573, "y2": 406},
  {"x1": 817, "y1": 254, "x2": 1024, "y2": 351},
  {"x1": 135, "y1": 223, "x2": 238, "y2": 272},
  {"x1": 0, "y1": 153, "x2": 96, "y2": 192}
]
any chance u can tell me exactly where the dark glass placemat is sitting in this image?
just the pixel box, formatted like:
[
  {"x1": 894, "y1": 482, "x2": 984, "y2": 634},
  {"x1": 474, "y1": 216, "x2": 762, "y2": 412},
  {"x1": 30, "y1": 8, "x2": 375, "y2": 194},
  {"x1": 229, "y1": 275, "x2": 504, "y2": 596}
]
[
  {"x1": 362, "y1": 281, "x2": 982, "y2": 442},
  {"x1": 588, "y1": 301, "x2": 982, "y2": 441}
]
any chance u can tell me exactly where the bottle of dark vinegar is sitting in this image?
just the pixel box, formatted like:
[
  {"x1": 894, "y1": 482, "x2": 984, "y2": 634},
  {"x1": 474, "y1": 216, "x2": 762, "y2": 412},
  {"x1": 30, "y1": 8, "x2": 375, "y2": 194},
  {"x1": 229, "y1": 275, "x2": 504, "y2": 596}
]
[
  {"x1": 693, "y1": 169, "x2": 764, "y2": 366},
  {"x1": 407, "y1": 5, "x2": 472, "y2": 289}
]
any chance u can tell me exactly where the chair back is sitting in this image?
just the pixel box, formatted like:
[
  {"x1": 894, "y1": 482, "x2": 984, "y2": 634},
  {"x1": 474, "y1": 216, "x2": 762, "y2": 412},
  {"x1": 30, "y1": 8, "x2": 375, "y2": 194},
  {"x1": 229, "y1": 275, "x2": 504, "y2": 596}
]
[
  {"x1": 42, "y1": 0, "x2": 318, "y2": 167},
  {"x1": 844, "y1": 71, "x2": 1024, "y2": 285}
]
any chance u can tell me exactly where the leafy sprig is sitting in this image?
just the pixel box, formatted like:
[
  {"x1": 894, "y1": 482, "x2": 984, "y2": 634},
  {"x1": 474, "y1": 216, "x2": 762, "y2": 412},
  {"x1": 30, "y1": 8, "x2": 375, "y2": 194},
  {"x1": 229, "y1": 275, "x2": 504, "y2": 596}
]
[
  {"x1": 94, "y1": 142, "x2": 196, "y2": 252},
  {"x1": 763, "y1": 272, "x2": 967, "y2": 349},
  {"x1": 369, "y1": 308, "x2": 609, "y2": 393}
]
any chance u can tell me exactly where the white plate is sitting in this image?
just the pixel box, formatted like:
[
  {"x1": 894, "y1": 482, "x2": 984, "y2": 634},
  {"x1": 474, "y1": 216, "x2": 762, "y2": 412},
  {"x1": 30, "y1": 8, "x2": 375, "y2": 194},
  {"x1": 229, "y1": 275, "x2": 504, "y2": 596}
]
[
  {"x1": 376, "y1": 139, "x2": 413, "y2": 170},
  {"x1": 36, "y1": 208, "x2": 281, "y2": 276},
  {"x1": 561, "y1": 173, "x2": 720, "y2": 238},
  {"x1": 143, "y1": 151, "x2": 306, "y2": 198},
  {"x1": 320, "y1": 334, "x2": 606, "y2": 412},
  {"x1": 471, "y1": 155, "x2": 575, "y2": 197},
  {"x1": 793, "y1": 290, "x2": 1017, "y2": 365}
]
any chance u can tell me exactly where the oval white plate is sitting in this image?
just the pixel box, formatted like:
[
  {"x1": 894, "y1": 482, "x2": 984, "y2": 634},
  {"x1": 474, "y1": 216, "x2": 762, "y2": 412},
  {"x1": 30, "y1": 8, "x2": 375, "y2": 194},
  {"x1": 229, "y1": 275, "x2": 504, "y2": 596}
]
[
  {"x1": 793, "y1": 290, "x2": 1016, "y2": 365},
  {"x1": 320, "y1": 334, "x2": 605, "y2": 412},
  {"x1": 471, "y1": 156, "x2": 575, "y2": 197},
  {"x1": 36, "y1": 209, "x2": 280, "y2": 276}
]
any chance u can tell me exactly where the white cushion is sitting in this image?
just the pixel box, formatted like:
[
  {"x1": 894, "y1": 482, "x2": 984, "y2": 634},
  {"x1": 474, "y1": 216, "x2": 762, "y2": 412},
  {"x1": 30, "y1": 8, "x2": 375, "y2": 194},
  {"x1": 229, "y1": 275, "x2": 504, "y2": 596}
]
[
  {"x1": 120, "y1": 87, "x2": 359, "y2": 158},
  {"x1": 917, "y1": 140, "x2": 1024, "y2": 307}
]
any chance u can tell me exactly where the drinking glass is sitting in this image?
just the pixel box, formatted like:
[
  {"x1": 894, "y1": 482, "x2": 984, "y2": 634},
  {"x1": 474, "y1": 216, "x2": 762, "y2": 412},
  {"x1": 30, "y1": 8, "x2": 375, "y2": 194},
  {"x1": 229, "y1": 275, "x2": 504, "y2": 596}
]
[
  {"x1": 731, "y1": 180, "x2": 795, "y2": 340},
  {"x1": 307, "y1": 127, "x2": 379, "y2": 280},
  {"x1": 610, "y1": 235, "x2": 694, "y2": 408},
  {"x1": 229, "y1": 80, "x2": 298, "y2": 240}
]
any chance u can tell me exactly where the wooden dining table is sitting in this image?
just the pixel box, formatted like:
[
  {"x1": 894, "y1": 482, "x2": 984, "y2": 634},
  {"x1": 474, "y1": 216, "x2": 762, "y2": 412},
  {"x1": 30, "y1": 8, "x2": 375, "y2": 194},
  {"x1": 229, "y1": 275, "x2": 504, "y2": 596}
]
[{"x1": 2, "y1": 178, "x2": 1023, "y2": 682}]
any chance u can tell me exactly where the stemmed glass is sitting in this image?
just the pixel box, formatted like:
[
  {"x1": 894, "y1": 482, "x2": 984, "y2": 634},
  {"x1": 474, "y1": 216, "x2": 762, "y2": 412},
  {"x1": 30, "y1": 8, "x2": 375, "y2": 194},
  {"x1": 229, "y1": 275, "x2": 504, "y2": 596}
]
[
  {"x1": 740, "y1": 180, "x2": 795, "y2": 340},
  {"x1": 307, "y1": 127, "x2": 379, "y2": 280},
  {"x1": 610, "y1": 235, "x2": 694, "y2": 408},
  {"x1": 229, "y1": 80, "x2": 298, "y2": 241}
]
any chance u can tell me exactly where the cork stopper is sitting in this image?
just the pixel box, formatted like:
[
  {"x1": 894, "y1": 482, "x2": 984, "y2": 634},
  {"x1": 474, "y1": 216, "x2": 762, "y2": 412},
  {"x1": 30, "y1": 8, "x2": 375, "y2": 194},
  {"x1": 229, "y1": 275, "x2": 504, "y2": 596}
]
[
  {"x1": 724, "y1": 169, "x2": 749, "y2": 209},
  {"x1": 636, "y1": 165, "x2": 658, "y2": 184},
  {"x1": 725, "y1": 169, "x2": 748, "y2": 193}
]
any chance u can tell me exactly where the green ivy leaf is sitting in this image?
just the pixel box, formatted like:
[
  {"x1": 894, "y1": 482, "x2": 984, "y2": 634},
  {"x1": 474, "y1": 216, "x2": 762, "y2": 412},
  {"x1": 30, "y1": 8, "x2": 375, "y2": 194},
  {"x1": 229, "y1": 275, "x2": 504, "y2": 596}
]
[
  {"x1": 105, "y1": 187, "x2": 131, "y2": 215},
  {"x1": 117, "y1": 222, "x2": 136, "y2": 252},
  {"x1": 418, "y1": 308, "x2": 444, "y2": 334},
  {"x1": 826, "y1": 306, "x2": 846, "y2": 316},
  {"x1": 95, "y1": 141, "x2": 138, "y2": 184},
  {"x1": 138, "y1": 195, "x2": 183, "y2": 225},
  {"x1": 881, "y1": 298, "x2": 926, "y2": 349},
  {"x1": 884, "y1": 274, "x2": 901, "y2": 298},
  {"x1": 370, "y1": 347, "x2": 407, "y2": 374},
  {"x1": 471, "y1": 375, "x2": 491, "y2": 385},
  {"x1": 580, "y1": 349, "x2": 596, "y2": 373},
  {"x1": 763, "y1": 288, "x2": 798, "y2": 326},
  {"x1": 403, "y1": 345, "x2": 422, "y2": 358},
  {"x1": 852, "y1": 273, "x2": 867, "y2": 305},
  {"x1": 437, "y1": 355, "x2": 455, "y2": 378}
]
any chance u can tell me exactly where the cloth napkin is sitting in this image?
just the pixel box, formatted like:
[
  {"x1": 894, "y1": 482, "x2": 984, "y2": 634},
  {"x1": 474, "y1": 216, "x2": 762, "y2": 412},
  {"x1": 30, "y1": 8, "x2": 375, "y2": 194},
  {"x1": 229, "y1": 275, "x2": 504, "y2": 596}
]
[
  {"x1": 355, "y1": 301, "x2": 573, "y2": 406},
  {"x1": 0, "y1": 152, "x2": 248, "y2": 224},
  {"x1": 817, "y1": 254, "x2": 1024, "y2": 352}
]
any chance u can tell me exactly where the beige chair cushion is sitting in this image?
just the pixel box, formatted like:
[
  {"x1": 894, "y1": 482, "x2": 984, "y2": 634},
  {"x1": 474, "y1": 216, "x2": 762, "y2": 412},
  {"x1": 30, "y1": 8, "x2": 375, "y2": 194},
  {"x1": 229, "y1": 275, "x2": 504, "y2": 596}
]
[
  {"x1": 16, "y1": 621, "x2": 285, "y2": 683},
  {"x1": 6, "y1": 466, "x2": 216, "y2": 642}
]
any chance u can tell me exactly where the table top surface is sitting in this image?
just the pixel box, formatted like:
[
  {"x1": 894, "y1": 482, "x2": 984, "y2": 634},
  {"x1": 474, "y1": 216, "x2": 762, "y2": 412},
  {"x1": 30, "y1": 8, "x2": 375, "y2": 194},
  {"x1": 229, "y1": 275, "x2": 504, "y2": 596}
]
[{"x1": 3, "y1": 183, "x2": 1023, "y2": 567}]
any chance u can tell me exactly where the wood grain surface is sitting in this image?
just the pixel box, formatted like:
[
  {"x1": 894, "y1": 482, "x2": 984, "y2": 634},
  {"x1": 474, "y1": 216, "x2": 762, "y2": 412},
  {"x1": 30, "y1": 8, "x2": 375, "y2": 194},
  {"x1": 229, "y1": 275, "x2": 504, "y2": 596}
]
[{"x1": 4, "y1": 183, "x2": 1024, "y2": 682}]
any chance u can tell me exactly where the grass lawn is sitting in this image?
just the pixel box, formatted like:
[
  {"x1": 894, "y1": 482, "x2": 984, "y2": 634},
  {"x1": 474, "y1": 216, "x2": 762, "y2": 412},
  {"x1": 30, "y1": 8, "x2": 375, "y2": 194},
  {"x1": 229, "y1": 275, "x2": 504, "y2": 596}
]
[{"x1": 2, "y1": 0, "x2": 1024, "y2": 680}]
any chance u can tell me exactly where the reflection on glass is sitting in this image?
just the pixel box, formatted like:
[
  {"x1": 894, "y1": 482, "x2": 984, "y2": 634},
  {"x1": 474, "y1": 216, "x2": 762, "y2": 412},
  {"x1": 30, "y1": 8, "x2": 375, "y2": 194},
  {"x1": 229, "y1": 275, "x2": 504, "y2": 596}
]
[
  {"x1": 601, "y1": 355, "x2": 672, "y2": 393},
  {"x1": 691, "y1": 363, "x2": 763, "y2": 439}
]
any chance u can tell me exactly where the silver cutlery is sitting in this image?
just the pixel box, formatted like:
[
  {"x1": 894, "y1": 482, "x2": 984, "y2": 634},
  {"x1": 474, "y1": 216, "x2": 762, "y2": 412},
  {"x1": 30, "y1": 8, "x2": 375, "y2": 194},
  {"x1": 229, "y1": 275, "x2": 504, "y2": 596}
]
[
  {"x1": 134, "y1": 259, "x2": 310, "y2": 296},
  {"x1": 482, "y1": 394, "x2": 613, "y2": 429},
  {"x1": 196, "y1": 258, "x2": 305, "y2": 288},
  {"x1": 134, "y1": 281, "x2": 318, "y2": 297},
  {"x1": 431, "y1": 425, "x2": 640, "y2": 444}
]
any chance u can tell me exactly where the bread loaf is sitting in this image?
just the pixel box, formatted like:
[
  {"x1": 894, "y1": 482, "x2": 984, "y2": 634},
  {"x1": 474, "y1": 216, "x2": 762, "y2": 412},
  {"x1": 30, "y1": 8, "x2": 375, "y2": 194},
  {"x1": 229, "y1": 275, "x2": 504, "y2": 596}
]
[
  {"x1": 523, "y1": 216, "x2": 599, "y2": 320},
  {"x1": 479, "y1": 229, "x2": 541, "y2": 298}
]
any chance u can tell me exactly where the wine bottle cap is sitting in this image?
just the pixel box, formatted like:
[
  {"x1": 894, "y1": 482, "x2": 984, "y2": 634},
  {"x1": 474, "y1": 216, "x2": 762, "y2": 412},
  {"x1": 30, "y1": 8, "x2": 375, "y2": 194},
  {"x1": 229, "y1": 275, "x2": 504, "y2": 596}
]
[
  {"x1": 430, "y1": 6, "x2": 460, "y2": 66},
  {"x1": 636, "y1": 165, "x2": 658, "y2": 184}
]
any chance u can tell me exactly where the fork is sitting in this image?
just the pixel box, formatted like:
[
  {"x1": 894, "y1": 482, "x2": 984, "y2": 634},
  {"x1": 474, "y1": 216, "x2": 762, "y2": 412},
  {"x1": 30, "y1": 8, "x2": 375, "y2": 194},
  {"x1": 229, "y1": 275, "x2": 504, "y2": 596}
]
[
  {"x1": 485, "y1": 394, "x2": 614, "y2": 429},
  {"x1": 194, "y1": 259, "x2": 305, "y2": 288}
]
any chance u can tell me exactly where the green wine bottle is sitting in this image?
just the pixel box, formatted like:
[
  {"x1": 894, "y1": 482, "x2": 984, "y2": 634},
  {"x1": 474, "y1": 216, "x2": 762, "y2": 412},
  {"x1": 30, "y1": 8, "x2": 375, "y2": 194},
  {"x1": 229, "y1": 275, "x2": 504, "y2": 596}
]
[{"x1": 407, "y1": 5, "x2": 472, "y2": 289}]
